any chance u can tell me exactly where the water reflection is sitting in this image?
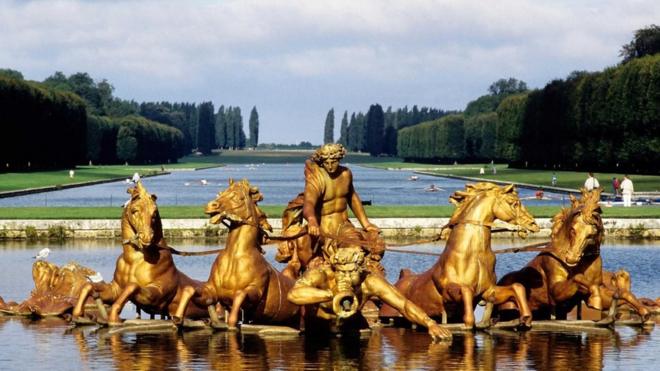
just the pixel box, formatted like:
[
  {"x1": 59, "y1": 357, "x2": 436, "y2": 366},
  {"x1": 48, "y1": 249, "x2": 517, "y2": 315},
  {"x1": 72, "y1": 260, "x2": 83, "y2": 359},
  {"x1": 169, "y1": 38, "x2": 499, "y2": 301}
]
[
  {"x1": 0, "y1": 240, "x2": 659, "y2": 370},
  {"x1": 2, "y1": 315, "x2": 657, "y2": 370}
]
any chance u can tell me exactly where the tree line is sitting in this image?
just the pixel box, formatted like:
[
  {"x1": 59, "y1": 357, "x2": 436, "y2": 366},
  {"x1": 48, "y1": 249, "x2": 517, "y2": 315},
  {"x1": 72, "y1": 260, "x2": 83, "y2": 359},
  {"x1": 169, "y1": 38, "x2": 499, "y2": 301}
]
[
  {"x1": 324, "y1": 105, "x2": 456, "y2": 156},
  {"x1": 0, "y1": 69, "x2": 261, "y2": 170},
  {"x1": 396, "y1": 25, "x2": 659, "y2": 173}
]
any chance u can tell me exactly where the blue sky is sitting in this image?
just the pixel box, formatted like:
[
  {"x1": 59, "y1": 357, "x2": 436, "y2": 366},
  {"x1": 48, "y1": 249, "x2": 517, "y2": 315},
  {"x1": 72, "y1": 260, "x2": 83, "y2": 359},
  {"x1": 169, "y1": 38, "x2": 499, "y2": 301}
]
[{"x1": 1, "y1": 0, "x2": 659, "y2": 143}]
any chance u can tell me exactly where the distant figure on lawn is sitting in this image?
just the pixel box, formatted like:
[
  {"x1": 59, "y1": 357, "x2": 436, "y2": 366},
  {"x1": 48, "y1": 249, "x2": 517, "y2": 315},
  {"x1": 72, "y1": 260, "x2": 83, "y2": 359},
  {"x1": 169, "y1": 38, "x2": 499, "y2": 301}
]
[
  {"x1": 551, "y1": 173, "x2": 557, "y2": 186},
  {"x1": 612, "y1": 177, "x2": 620, "y2": 196},
  {"x1": 584, "y1": 172, "x2": 599, "y2": 191},
  {"x1": 621, "y1": 175, "x2": 634, "y2": 207}
]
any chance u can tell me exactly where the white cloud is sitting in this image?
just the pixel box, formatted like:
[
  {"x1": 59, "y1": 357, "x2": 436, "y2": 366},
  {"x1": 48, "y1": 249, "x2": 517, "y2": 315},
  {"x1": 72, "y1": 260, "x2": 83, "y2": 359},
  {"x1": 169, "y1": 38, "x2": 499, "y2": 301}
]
[{"x1": 0, "y1": 0, "x2": 659, "y2": 142}]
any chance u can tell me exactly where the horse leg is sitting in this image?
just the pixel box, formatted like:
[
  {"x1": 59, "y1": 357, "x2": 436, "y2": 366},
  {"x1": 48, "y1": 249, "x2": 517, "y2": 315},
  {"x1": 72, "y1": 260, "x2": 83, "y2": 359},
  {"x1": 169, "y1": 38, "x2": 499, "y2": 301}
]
[
  {"x1": 173, "y1": 282, "x2": 216, "y2": 325},
  {"x1": 227, "y1": 291, "x2": 248, "y2": 330},
  {"x1": 460, "y1": 286, "x2": 475, "y2": 330},
  {"x1": 72, "y1": 283, "x2": 94, "y2": 319},
  {"x1": 483, "y1": 283, "x2": 532, "y2": 327},
  {"x1": 72, "y1": 282, "x2": 116, "y2": 321},
  {"x1": 107, "y1": 283, "x2": 139, "y2": 326},
  {"x1": 573, "y1": 274, "x2": 602, "y2": 310},
  {"x1": 227, "y1": 286, "x2": 260, "y2": 329}
]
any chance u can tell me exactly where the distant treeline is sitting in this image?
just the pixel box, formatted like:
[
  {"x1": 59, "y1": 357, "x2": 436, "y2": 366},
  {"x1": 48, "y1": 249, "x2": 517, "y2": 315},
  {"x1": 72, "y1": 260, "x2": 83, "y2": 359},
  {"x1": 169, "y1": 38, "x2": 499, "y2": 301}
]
[
  {"x1": 0, "y1": 75, "x2": 86, "y2": 170},
  {"x1": 397, "y1": 54, "x2": 660, "y2": 173},
  {"x1": 0, "y1": 69, "x2": 260, "y2": 171},
  {"x1": 327, "y1": 106, "x2": 457, "y2": 156}
]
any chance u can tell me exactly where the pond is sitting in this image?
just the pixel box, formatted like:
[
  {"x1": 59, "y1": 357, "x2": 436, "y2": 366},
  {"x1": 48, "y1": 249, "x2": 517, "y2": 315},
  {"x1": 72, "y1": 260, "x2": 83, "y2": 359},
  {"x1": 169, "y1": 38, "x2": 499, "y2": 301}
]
[
  {"x1": 0, "y1": 164, "x2": 572, "y2": 207},
  {"x1": 0, "y1": 239, "x2": 658, "y2": 370}
]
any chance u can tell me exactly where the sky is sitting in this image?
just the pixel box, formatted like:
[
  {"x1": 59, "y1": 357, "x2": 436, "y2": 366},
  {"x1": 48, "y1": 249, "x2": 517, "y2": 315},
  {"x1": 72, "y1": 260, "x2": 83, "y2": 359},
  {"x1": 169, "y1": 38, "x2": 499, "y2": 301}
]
[{"x1": 1, "y1": 0, "x2": 659, "y2": 144}]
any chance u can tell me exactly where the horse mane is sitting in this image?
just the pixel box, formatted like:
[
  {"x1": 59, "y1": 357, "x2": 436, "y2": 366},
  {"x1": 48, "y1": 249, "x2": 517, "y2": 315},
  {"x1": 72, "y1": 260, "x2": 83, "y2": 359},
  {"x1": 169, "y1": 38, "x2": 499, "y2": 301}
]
[
  {"x1": 550, "y1": 188, "x2": 603, "y2": 248},
  {"x1": 230, "y1": 179, "x2": 272, "y2": 232},
  {"x1": 447, "y1": 182, "x2": 512, "y2": 226}
]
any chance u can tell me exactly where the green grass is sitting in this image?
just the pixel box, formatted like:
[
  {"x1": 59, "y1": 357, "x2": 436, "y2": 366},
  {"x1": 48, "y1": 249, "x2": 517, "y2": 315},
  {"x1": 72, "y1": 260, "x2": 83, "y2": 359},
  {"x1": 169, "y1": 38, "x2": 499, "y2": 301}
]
[
  {"x1": 0, "y1": 205, "x2": 657, "y2": 220},
  {"x1": 0, "y1": 162, "x2": 221, "y2": 193},
  {"x1": 365, "y1": 161, "x2": 660, "y2": 193}
]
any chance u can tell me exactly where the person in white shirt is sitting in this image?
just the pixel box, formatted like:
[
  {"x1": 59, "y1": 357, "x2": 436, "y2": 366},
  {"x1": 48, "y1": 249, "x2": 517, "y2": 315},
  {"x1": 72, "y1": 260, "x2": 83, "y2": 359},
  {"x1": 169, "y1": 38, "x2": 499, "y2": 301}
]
[
  {"x1": 584, "y1": 172, "x2": 599, "y2": 191},
  {"x1": 620, "y1": 175, "x2": 634, "y2": 207}
]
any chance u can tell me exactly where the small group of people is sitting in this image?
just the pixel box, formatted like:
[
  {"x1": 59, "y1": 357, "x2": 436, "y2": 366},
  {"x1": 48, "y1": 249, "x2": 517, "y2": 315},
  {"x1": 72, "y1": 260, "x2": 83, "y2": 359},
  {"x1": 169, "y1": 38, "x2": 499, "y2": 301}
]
[{"x1": 585, "y1": 172, "x2": 635, "y2": 207}]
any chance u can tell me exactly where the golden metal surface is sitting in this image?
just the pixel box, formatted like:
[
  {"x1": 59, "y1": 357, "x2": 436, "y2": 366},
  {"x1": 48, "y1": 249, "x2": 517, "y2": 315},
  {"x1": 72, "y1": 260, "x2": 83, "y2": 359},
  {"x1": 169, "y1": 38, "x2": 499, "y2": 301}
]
[
  {"x1": 381, "y1": 182, "x2": 540, "y2": 329},
  {"x1": 71, "y1": 181, "x2": 208, "y2": 325},
  {"x1": 173, "y1": 179, "x2": 300, "y2": 328}
]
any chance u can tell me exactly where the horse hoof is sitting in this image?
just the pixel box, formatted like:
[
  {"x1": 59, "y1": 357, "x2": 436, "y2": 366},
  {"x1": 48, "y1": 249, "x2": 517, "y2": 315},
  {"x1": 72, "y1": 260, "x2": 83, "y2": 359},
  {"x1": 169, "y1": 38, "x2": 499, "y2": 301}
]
[
  {"x1": 475, "y1": 320, "x2": 491, "y2": 330},
  {"x1": 172, "y1": 316, "x2": 183, "y2": 326},
  {"x1": 596, "y1": 316, "x2": 615, "y2": 327}
]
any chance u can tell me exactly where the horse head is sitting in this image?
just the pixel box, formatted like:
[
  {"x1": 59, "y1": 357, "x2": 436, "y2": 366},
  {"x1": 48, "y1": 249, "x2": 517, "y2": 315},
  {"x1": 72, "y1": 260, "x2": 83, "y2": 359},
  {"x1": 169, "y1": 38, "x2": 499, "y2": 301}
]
[
  {"x1": 123, "y1": 181, "x2": 162, "y2": 250},
  {"x1": 206, "y1": 179, "x2": 271, "y2": 231},
  {"x1": 550, "y1": 189, "x2": 603, "y2": 267},
  {"x1": 448, "y1": 183, "x2": 539, "y2": 238}
]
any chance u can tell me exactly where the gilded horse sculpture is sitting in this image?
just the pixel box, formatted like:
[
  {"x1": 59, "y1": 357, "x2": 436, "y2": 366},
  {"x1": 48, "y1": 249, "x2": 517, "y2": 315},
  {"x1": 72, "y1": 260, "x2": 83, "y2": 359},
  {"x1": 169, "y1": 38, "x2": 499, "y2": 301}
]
[
  {"x1": 0, "y1": 261, "x2": 99, "y2": 317},
  {"x1": 173, "y1": 179, "x2": 300, "y2": 329},
  {"x1": 495, "y1": 189, "x2": 651, "y2": 322},
  {"x1": 287, "y1": 225, "x2": 453, "y2": 342},
  {"x1": 380, "y1": 182, "x2": 539, "y2": 329},
  {"x1": 71, "y1": 181, "x2": 208, "y2": 325}
]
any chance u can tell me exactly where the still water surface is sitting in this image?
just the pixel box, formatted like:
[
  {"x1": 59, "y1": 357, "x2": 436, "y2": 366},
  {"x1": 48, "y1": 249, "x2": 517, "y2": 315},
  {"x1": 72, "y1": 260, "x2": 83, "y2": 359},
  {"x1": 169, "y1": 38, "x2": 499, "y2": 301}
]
[
  {"x1": 0, "y1": 164, "x2": 571, "y2": 207},
  {"x1": 0, "y1": 240, "x2": 658, "y2": 370}
]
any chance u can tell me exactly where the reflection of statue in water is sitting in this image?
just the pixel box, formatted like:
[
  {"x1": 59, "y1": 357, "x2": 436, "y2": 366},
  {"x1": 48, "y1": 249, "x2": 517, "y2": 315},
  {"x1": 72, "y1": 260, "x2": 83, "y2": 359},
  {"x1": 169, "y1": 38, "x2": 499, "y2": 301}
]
[
  {"x1": 287, "y1": 225, "x2": 452, "y2": 341},
  {"x1": 277, "y1": 144, "x2": 384, "y2": 277},
  {"x1": 0, "y1": 261, "x2": 100, "y2": 317}
]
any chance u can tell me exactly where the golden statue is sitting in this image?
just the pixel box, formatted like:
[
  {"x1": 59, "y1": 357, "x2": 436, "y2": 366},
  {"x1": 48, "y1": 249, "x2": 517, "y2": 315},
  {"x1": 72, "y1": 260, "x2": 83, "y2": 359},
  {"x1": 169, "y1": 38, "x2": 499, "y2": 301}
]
[
  {"x1": 287, "y1": 224, "x2": 452, "y2": 341},
  {"x1": 494, "y1": 189, "x2": 609, "y2": 321},
  {"x1": 598, "y1": 269, "x2": 653, "y2": 321},
  {"x1": 277, "y1": 144, "x2": 385, "y2": 277},
  {"x1": 172, "y1": 179, "x2": 300, "y2": 329},
  {"x1": 0, "y1": 261, "x2": 99, "y2": 317},
  {"x1": 380, "y1": 183, "x2": 540, "y2": 329},
  {"x1": 71, "y1": 181, "x2": 209, "y2": 325}
]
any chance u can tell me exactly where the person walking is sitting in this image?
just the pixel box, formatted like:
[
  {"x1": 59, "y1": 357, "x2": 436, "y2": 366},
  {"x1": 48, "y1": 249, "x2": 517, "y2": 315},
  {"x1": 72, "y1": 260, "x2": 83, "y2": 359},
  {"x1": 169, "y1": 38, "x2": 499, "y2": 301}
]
[
  {"x1": 551, "y1": 173, "x2": 557, "y2": 187},
  {"x1": 621, "y1": 175, "x2": 634, "y2": 207},
  {"x1": 612, "y1": 177, "x2": 620, "y2": 197},
  {"x1": 584, "y1": 172, "x2": 599, "y2": 191}
]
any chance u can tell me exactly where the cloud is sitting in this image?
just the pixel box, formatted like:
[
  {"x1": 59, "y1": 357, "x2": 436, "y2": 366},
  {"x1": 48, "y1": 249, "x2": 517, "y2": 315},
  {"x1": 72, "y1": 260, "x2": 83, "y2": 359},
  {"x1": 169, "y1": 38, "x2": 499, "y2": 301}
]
[{"x1": 0, "y1": 0, "x2": 659, "y2": 142}]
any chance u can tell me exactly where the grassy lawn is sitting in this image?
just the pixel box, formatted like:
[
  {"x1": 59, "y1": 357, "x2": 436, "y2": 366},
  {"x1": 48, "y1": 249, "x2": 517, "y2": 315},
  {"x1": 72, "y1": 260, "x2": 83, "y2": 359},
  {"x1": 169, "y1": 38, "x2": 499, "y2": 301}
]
[
  {"x1": 365, "y1": 161, "x2": 660, "y2": 193},
  {"x1": 0, "y1": 205, "x2": 657, "y2": 219},
  {"x1": 0, "y1": 162, "x2": 221, "y2": 193}
]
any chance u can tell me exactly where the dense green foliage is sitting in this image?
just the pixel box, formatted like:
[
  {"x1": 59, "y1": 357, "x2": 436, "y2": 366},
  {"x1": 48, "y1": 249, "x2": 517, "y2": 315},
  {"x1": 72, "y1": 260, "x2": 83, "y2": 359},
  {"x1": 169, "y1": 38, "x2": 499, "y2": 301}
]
[
  {"x1": 0, "y1": 75, "x2": 86, "y2": 170},
  {"x1": 343, "y1": 105, "x2": 454, "y2": 155},
  {"x1": 397, "y1": 114, "x2": 465, "y2": 162},
  {"x1": 248, "y1": 106, "x2": 259, "y2": 148},
  {"x1": 620, "y1": 24, "x2": 660, "y2": 63},
  {"x1": 217, "y1": 106, "x2": 247, "y2": 149},
  {"x1": 196, "y1": 102, "x2": 215, "y2": 155},
  {"x1": 324, "y1": 108, "x2": 334, "y2": 144},
  {"x1": 508, "y1": 55, "x2": 660, "y2": 172},
  {"x1": 366, "y1": 104, "x2": 384, "y2": 156}
]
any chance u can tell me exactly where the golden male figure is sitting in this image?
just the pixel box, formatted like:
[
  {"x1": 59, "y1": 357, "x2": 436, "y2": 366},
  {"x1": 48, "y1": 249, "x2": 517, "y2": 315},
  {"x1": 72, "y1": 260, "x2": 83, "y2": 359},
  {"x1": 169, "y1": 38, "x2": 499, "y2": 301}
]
[
  {"x1": 287, "y1": 229, "x2": 452, "y2": 342},
  {"x1": 303, "y1": 144, "x2": 383, "y2": 270}
]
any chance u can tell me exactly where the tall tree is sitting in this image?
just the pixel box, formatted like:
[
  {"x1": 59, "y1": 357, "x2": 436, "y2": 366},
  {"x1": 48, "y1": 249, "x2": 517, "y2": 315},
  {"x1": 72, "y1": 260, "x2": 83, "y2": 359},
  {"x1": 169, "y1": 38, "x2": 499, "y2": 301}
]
[
  {"x1": 196, "y1": 101, "x2": 215, "y2": 155},
  {"x1": 338, "y1": 111, "x2": 349, "y2": 146},
  {"x1": 215, "y1": 105, "x2": 226, "y2": 149},
  {"x1": 248, "y1": 106, "x2": 259, "y2": 148},
  {"x1": 365, "y1": 104, "x2": 385, "y2": 156},
  {"x1": 620, "y1": 24, "x2": 660, "y2": 63},
  {"x1": 324, "y1": 108, "x2": 334, "y2": 144}
]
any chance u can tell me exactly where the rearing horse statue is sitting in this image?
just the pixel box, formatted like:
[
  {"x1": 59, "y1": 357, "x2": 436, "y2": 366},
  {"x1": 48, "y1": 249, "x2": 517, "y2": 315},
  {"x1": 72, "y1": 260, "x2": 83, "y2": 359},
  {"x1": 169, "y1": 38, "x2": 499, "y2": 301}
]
[
  {"x1": 173, "y1": 179, "x2": 300, "y2": 329},
  {"x1": 71, "y1": 181, "x2": 208, "y2": 325},
  {"x1": 494, "y1": 189, "x2": 650, "y2": 322},
  {"x1": 380, "y1": 183, "x2": 539, "y2": 329}
]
